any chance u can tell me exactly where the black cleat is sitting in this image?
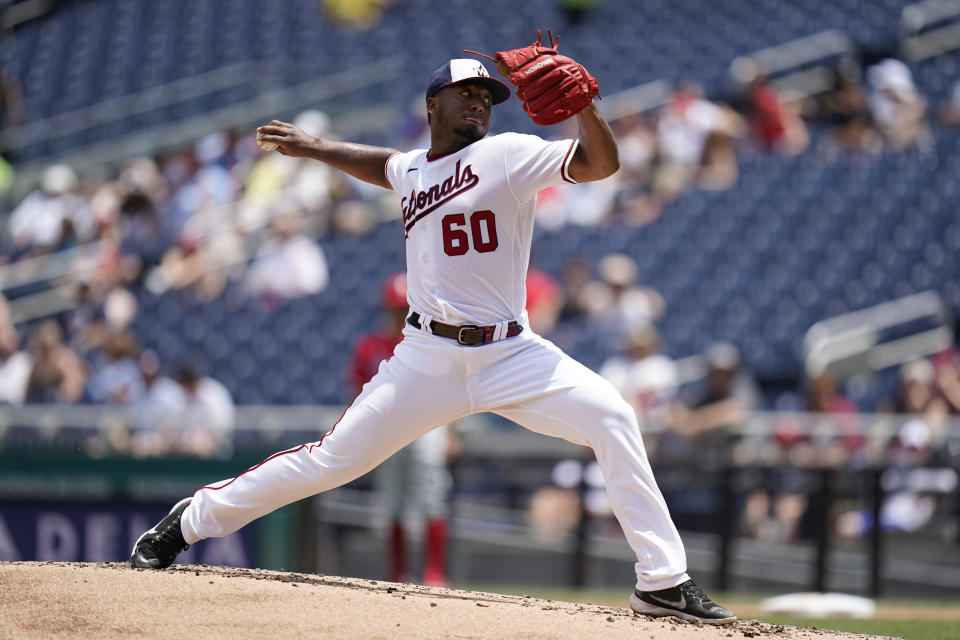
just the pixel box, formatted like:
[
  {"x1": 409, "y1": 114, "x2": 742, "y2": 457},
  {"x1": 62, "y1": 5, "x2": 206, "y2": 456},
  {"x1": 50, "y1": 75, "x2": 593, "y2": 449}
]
[
  {"x1": 130, "y1": 498, "x2": 191, "y2": 569},
  {"x1": 630, "y1": 579, "x2": 736, "y2": 624}
]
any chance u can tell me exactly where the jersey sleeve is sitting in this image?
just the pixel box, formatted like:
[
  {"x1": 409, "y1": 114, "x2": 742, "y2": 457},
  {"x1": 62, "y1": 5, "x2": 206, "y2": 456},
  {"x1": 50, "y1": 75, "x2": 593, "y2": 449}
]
[
  {"x1": 384, "y1": 151, "x2": 412, "y2": 193},
  {"x1": 503, "y1": 133, "x2": 580, "y2": 203}
]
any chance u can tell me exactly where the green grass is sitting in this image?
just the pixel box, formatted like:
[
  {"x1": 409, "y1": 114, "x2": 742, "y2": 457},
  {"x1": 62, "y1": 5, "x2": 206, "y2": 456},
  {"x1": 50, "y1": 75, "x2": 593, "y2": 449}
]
[
  {"x1": 461, "y1": 585, "x2": 960, "y2": 640},
  {"x1": 758, "y1": 616, "x2": 957, "y2": 640}
]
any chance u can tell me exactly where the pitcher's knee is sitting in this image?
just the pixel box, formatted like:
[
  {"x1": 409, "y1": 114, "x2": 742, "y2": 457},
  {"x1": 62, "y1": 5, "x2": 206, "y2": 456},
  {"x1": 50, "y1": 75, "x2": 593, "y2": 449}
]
[{"x1": 600, "y1": 398, "x2": 642, "y2": 436}]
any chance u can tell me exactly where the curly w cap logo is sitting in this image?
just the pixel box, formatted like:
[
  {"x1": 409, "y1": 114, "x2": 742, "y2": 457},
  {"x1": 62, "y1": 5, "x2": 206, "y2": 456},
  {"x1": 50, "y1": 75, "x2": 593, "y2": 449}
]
[
  {"x1": 427, "y1": 59, "x2": 511, "y2": 104},
  {"x1": 450, "y1": 59, "x2": 491, "y2": 81}
]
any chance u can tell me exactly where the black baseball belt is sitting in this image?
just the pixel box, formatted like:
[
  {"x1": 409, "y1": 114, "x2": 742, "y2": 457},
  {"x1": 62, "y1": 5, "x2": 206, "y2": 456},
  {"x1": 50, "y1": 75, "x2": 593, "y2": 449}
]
[{"x1": 407, "y1": 312, "x2": 523, "y2": 346}]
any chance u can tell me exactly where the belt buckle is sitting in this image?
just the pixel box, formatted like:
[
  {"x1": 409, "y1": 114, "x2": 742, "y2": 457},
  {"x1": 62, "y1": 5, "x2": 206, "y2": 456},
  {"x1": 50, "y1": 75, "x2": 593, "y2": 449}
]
[{"x1": 457, "y1": 325, "x2": 479, "y2": 345}]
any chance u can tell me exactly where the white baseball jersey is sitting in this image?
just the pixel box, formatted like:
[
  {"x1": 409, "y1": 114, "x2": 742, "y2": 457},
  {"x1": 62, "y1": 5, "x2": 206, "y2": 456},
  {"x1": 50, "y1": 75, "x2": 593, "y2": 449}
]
[{"x1": 385, "y1": 133, "x2": 578, "y2": 326}]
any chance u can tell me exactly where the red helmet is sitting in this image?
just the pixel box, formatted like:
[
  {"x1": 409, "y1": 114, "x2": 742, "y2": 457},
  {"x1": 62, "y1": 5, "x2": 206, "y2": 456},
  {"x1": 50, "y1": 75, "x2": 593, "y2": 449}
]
[{"x1": 382, "y1": 272, "x2": 408, "y2": 309}]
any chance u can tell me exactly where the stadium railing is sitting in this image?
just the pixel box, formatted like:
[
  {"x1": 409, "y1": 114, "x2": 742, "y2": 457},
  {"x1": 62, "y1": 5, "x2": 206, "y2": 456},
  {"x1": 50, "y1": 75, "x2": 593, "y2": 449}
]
[
  {"x1": 901, "y1": 0, "x2": 960, "y2": 61},
  {"x1": 803, "y1": 290, "x2": 954, "y2": 378}
]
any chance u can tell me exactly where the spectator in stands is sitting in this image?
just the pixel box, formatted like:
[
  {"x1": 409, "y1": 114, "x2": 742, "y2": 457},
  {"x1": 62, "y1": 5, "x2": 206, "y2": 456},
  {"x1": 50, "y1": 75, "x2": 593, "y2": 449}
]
[
  {"x1": 678, "y1": 343, "x2": 758, "y2": 433},
  {"x1": 128, "y1": 349, "x2": 188, "y2": 456},
  {"x1": 171, "y1": 363, "x2": 235, "y2": 458},
  {"x1": 25, "y1": 320, "x2": 87, "y2": 404},
  {"x1": 815, "y1": 64, "x2": 882, "y2": 154},
  {"x1": 116, "y1": 157, "x2": 170, "y2": 273},
  {"x1": 886, "y1": 416, "x2": 942, "y2": 469},
  {"x1": 7, "y1": 164, "x2": 94, "y2": 255},
  {"x1": 668, "y1": 343, "x2": 760, "y2": 469},
  {"x1": 85, "y1": 330, "x2": 143, "y2": 404},
  {"x1": 0, "y1": 296, "x2": 30, "y2": 405},
  {"x1": 610, "y1": 114, "x2": 661, "y2": 226},
  {"x1": 805, "y1": 369, "x2": 858, "y2": 414},
  {"x1": 932, "y1": 346, "x2": 960, "y2": 415},
  {"x1": 599, "y1": 323, "x2": 679, "y2": 437},
  {"x1": 583, "y1": 253, "x2": 665, "y2": 352},
  {"x1": 741, "y1": 420, "x2": 816, "y2": 543},
  {"x1": 165, "y1": 134, "x2": 240, "y2": 242},
  {"x1": 60, "y1": 256, "x2": 139, "y2": 358},
  {"x1": 323, "y1": 0, "x2": 389, "y2": 29},
  {"x1": 62, "y1": 282, "x2": 106, "y2": 355},
  {"x1": 150, "y1": 135, "x2": 243, "y2": 301},
  {"x1": 652, "y1": 82, "x2": 743, "y2": 198},
  {"x1": 885, "y1": 359, "x2": 947, "y2": 417},
  {"x1": 62, "y1": 279, "x2": 138, "y2": 360},
  {"x1": 837, "y1": 413, "x2": 956, "y2": 540},
  {"x1": 348, "y1": 273, "x2": 454, "y2": 586},
  {"x1": 0, "y1": 63, "x2": 23, "y2": 131},
  {"x1": 88, "y1": 174, "x2": 125, "y2": 234},
  {"x1": 525, "y1": 267, "x2": 562, "y2": 335},
  {"x1": 876, "y1": 359, "x2": 949, "y2": 461},
  {"x1": 555, "y1": 255, "x2": 594, "y2": 326},
  {"x1": 804, "y1": 368, "x2": 863, "y2": 465},
  {"x1": 330, "y1": 198, "x2": 383, "y2": 235},
  {"x1": 120, "y1": 156, "x2": 168, "y2": 207},
  {"x1": 884, "y1": 386, "x2": 958, "y2": 517},
  {"x1": 739, "y1": 68, "x2": 809, "y2": 155},
  {"x1": 865, "y1": 57, "x2": 931, "y2": 151},
  {"x1": 557, "y1": 0, "x2": 599, "y2": 26},
  {"x1": 936, "y1": 79, "x2": 960, "y2": 127},
  {"x1": 244, "y1": 206, "x2": 329, "y2": 304},
  {"x1": 0, "y1": 63, "x2": 22, "y2": 175},
  {"x1": 239, "y1": 110, "x2": 338, "y2": 236}
]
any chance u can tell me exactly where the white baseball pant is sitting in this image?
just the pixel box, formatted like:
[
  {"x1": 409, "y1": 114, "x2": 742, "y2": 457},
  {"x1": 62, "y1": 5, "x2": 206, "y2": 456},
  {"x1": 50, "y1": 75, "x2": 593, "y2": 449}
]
[{"x1": 180, "y1": 326, "x2": 690, "y2": 591}]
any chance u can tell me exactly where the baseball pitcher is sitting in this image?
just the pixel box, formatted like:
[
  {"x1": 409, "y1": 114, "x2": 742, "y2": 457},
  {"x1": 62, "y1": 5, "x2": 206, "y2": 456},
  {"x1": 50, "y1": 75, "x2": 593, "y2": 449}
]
[{"x1": 131, "y1": 33, "x2": 735, "y2": 624}]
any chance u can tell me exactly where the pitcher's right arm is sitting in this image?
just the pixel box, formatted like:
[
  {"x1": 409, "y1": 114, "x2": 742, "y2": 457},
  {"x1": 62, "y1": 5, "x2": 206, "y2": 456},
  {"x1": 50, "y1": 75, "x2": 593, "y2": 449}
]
[{"x1": 256, "y1": 120, "x2": 399, "y2": 189}]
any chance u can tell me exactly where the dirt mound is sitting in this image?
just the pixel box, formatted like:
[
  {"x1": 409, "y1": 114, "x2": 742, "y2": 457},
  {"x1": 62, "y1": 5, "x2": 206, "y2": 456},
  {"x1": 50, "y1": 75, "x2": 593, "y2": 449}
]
[{"x1": 0, "y1": 562, "x2": 895, "y2": 639}]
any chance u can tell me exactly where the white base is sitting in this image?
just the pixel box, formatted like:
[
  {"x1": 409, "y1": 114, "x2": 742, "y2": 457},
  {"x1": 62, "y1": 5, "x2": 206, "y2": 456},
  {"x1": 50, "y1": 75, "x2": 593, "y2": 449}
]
[{"x1": 759, "y1": 592, "x2": 876, "y2": 619}]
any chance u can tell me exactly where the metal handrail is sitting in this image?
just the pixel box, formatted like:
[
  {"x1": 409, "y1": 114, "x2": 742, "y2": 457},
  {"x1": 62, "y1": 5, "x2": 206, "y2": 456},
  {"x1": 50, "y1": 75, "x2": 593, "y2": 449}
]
[
  {"x1": 0, "y1": 241, "x2": 101, "y2": 292},
  {"x1": 901, "y1": 0, "x2": 960, "y2": 60},
  {"x1": 731, "y1": 29, "x2": 854, "y2": 78},
  {"x1": 804, "y1": 291, "x2": 954, "y2": 377},
  {"x1": 596, "y1": 79, "x2": 673, "y2": 120},
  {"x1": 903, "y1": 0, "x2": 960, "y2": 33}
]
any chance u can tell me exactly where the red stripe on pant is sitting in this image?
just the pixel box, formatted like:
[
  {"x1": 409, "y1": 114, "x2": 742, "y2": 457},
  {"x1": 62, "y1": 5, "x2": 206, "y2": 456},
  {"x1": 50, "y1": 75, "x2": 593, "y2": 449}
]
[{"x1": 196, "y1": 390, "x2": 363, "y2": 492}]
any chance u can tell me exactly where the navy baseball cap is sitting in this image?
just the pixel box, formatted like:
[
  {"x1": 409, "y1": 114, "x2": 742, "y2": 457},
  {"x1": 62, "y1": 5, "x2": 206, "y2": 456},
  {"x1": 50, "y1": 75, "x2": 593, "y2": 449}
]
[{"x1": 426, "y1": 59, "x2": 511, "y2": 105}]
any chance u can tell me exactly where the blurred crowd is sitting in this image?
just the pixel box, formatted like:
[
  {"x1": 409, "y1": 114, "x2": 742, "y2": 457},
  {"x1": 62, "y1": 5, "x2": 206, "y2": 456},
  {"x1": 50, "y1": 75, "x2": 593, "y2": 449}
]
[
  {"x1": 1, "y1": 108, "x2": 387, "y2": 300},
  {"x1": 541, "y1": 53, "x2": 951, "y2": 228},
  {"x1": 0, "y1": 108, "x2": 384, "y2": 456},
  {"x1": 0, "y1": 51, "x2": 958, "y2": 478}
]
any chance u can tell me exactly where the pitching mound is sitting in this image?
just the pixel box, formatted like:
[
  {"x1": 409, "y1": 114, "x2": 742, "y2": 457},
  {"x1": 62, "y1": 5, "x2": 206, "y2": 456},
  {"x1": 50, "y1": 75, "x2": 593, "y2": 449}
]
[{"x1": 0, "y1": 562, "x2": 894, "y2": 639}]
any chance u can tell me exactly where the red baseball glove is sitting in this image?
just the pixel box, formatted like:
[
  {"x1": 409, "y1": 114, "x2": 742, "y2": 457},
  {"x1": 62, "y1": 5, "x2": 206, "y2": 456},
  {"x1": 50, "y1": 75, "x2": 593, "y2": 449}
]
[{"x1": 466, "y1": 30, "x2": 599, "y2": 126}]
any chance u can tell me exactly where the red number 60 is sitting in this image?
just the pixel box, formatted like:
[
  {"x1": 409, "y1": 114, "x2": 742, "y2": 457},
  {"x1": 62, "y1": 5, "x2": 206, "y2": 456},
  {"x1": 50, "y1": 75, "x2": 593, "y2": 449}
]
[{"x1": 442, "y1": 210, "x2": 498, "y2": 256}]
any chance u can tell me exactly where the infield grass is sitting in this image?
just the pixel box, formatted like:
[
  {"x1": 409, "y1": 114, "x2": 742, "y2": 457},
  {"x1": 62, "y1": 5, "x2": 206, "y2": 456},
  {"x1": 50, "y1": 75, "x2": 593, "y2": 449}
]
[
  {"x1": 758, "y1": 616, "x2": 955, "y2": 640},
  {"x1": 467, "y1": 586, "x2": 960, "y2": 640}
]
